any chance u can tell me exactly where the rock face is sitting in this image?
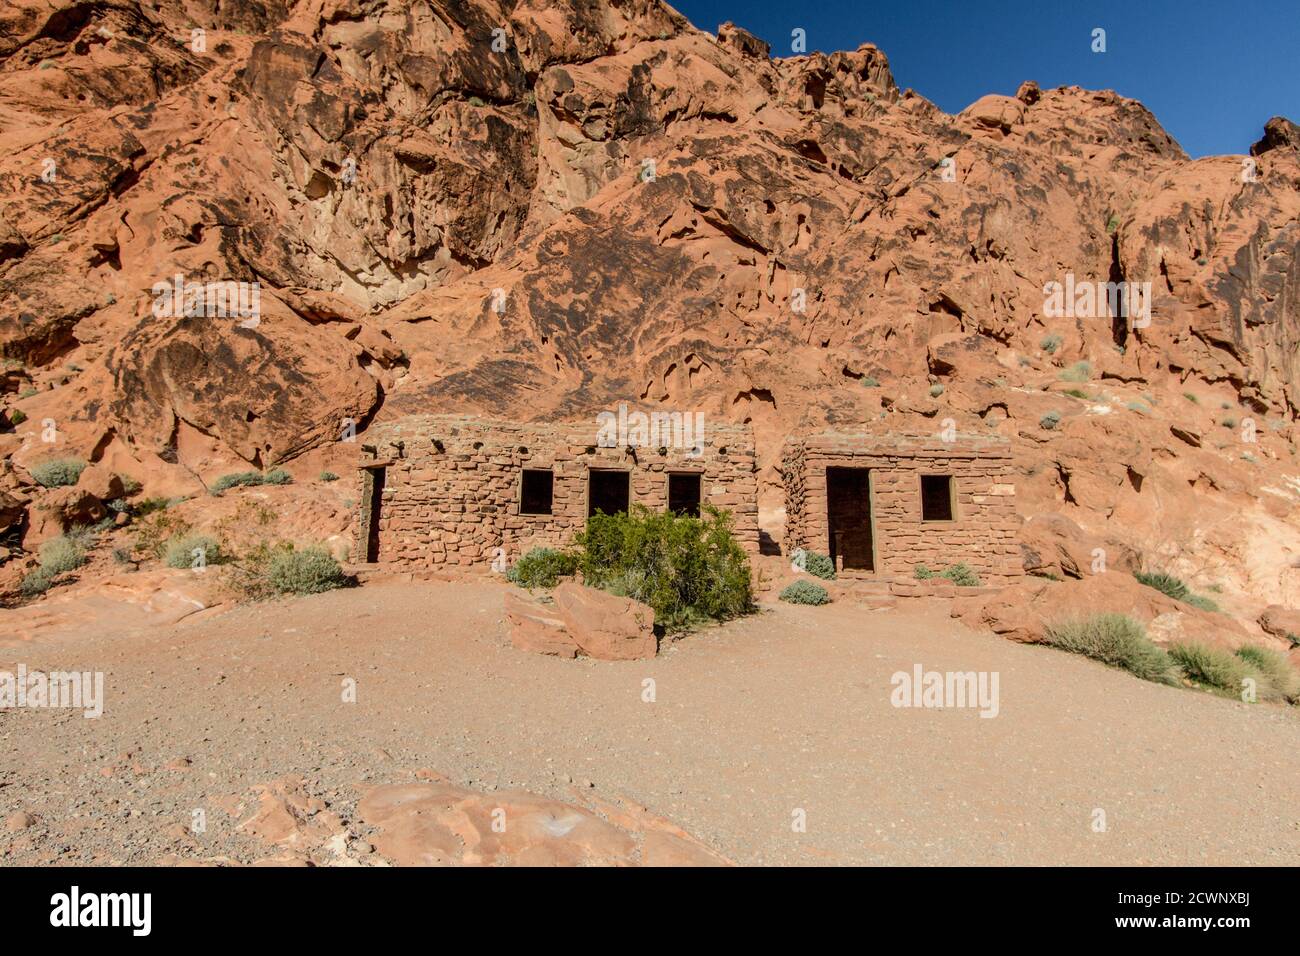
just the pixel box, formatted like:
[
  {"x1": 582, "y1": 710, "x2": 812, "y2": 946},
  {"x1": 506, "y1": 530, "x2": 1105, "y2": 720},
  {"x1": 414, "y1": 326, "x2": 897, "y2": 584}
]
[
  {"x1": 553, "y1": 582, "x2": 657, "y2": 660},
  {"x1": 0, "y1": 0, "x2": 1298, "y2": 625},
  {"x1": 506, "y1": 584, "x2": 657, "y2": 660}
]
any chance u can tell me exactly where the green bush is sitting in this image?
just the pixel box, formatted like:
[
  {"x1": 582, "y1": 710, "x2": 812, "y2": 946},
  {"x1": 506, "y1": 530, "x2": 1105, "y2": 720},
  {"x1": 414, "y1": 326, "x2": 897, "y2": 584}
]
[
  {"x1": 505, "y1": 547, "x2": 579, "y2": 588},
  {"x1": 1134, "y1": 571, "x2": 1189, "y2": 601},
  {"x1": 319, "y1": 471, "x2": 339, "y2": 482},
  {"x1": 262, "y1": 468, "x2": 292, "y2": 485},
  {"x1": 39, "y1": 534, "x2": 87, "y2": 574},
  {"x1": 940, "y1": 562, "x2": 980, "y2": 587},
  {"x1": 8, "y1": 409, "x2": 27, "y2": 426},
  {"x1": 1059, "y1": 361, "x2": 1091, "y2": 383},
  {"x1": 780, "y1": 580, "x2": 830, "y2": 605},
  {"x1": 163, "y1": 534, "x2": 223, "y2": 570},
  {"x1": 929, "y1": 383, "x2": 945, "y2": 397},
  {"x1": 211, "y1": 471, "x2": 263, "y2": 494},
  {"x1": 1044, "y1": 613, "x2": 1179, "y2": 684},
  {"x1": 1040, "y1": 334, "x2": 1063, "y2": 354},
  {"x1": 1168, "y1": 642, "x2": 1260, "y2": 697},
  {"x1": 1063, "y1": 388, "x2": 1087, "y2": 399},
  {"x1": 1234, "y1": 645, "x2": 1299, "y2": 701},
  {"x1": 576, "y1": 504, "x2": 754, "y2": 632},
  {"x1": 266, "y1": 545, "x2": 347, "y2": 595},
  {"x1": 797, "y1": 550, "x2": 836, "y2": 580},
  {"x1": 19, "y1": 566, "x2": 57, "y2": 597},
  {"x1": 915, "y1": 563, "x2": 979, "y2": 585},
  {"x1": 1183, "y1": 593, "x2": 1220, "y2": 613},
  {"x1": 30, "y1": 457, "x2": 88, "y2": 488},
  {"x1": 1040, "y1": 411, "x2": 1061, "y2": 430},
  {"x1": 861, "y1": 376, "x2": 879, "y2": 387}
]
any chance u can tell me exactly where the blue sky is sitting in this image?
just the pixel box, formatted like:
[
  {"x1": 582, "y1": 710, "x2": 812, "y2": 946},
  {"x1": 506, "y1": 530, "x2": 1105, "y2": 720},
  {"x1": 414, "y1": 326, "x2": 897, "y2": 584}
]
[{"x1": 671, "y1": 0, "x2": 1299, "y2": 157}]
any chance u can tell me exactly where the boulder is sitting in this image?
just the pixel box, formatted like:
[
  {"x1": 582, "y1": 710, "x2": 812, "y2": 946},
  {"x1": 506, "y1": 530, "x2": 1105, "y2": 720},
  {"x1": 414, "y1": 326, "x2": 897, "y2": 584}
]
[
  {"x1": 22, "y1": 487, "x2": 104, "y2": 547},
  {"x1": 0, "y1": 490, "x2": 24, "y2": 535},
  {"x1": 553, "y1": 582, "x2": 657, "y2": 660},
  {"x1": 77, "y1": 462, "x2": 125, "y2": 501},
  {"x1": 504, "y1": 590, "x2": 579, "y2": 658},
  {"x1": 1258, "y1": 605, "x2": 1300, "y2": 643}
]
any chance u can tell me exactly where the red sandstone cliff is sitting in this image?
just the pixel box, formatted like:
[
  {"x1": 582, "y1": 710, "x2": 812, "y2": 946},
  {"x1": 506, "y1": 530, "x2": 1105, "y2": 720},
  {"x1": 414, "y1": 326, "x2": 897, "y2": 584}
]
[{"x1": 1, "y1": 1, "x2": 1298, "y2": 616}]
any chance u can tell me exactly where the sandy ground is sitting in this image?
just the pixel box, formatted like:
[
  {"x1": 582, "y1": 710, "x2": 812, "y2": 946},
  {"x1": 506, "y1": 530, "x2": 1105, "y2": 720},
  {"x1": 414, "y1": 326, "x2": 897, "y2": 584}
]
[{"x1": 2, "y1": 578, "x2": 1298, "y2": 866}]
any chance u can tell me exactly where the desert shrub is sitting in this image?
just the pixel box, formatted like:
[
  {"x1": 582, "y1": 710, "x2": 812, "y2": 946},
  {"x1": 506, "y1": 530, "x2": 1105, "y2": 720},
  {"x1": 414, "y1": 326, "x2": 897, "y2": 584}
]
[
  {"x1": 940, "y1": 562, "x2": 980, "y2": 587},
  {"x1": 861, "y1": 376, "x2": 879, "y2": 387},
  {"x1": 1183, "y1": 593, "x2": 1220, "y2": 613},
  {"x1": 797, "y1": 550, "x2": 836, "y2": 580},
  {"x1": 505, "y1": 547, "x2": 579, "y2": 588},
  {"x1": 575, "y1": 504, "x2": 754, "y2": 632},
  {"x1": 1235, "y1": 645, "x2": 1300, "y2": 701},
  {"x1": 112, "y1": 547, "x2": 135, "y2": 567},
  {"x1": 39, "y1": 534, "x2": 87, "y2": 574},
  {"x1": 1183, "y1": 392, "x2": 1199, "y2": 404},
  {"x1": 262, "y1": 468, "x2": 292, "y2": 485},
  {"x1": 130, "y1": 510, "x2": 192, "y2": 559},
  {"x1": 1168, "y1": 642, "x2": 1259, "y2": 697},
  {"x1": 30, "y1": 457, "x2": 87, "y2": 488},
  {"x1": 266, "y1": 545, "x2": 346, "y2": 594},
  {"x1": 1044, "y1": 613, "x2": 1179, "y2": 684},
  {"x1": 914, "y1": 564, "x2": 935, "y2": 580},
  {"x1": 19, "y1": 566, "x2": 57, "y2": 597},
  {"x1": 1059, "y1": 361, "x2": 1091, "y2": 383},
  {"x1": 1221, "y1": 417, "x2": 1237, "y2": 429},
  {"x1": 211, "y1": 471, "x2": 263, "y2": 494},
  {"x1": 780, "y1": 580, "x2": 830, "y2": 606},
  {"x1": 228, "y1": 542, "x2": 347, "y2": 599},
  {"x1": 319, "y1": 471, "x2": 339, "y2": 482},
  {"x1": 1039, "y1": 411, "x2": 1061, "y2": 430},
  {"x1": 132, "y1": 496, "x2": 172, "y2": 517},
  {"x1": 163, "y1": 534, "x2": 223, "y2": 570},
  {"x1": 929, "y1": 383, "x2": 945, "y2": 397},
  {"x1": 1126, "y1": 401, "x2": 1150, "y2": 415},
  {"x1": 1134, "y1": 571, "x2": 1189, "y2": 601},
  {"x1": 1040, "y1": 334, "x2": 1063, "y2": 354},
  {"x1": 1063, "y1": 388, "x2": 1087, "y2": 399},
  {"x1": 8, "y1": 409, "x2": 27, "y2": 426}
]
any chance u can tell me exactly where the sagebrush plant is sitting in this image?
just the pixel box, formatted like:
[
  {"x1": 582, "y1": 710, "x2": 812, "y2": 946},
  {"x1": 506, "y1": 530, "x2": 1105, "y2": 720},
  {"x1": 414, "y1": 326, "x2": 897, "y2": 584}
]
[
  {"x1": 1044, "y1": 613, "x2": 1180, "y2": 684},
  {"x1": 1234, "y1": 645, "x2": 1299, "y2": 701},
  {"x1": 575, "y1": 504, "x2": 754, "y2": 632},
  {"x1": 1040, "y1": 333, "x2": 1063, "y2": 354},
  {"x1": 20, "y1": 566, "x2": 57, "y2": 597},
  {"x1": 940, "y1": 562, "x2": 980, "y2": 586},
  {"x1": 39, "y1": 534, "x2": 88, "y2": 575},
  {"x1": 505, "y1": 547, "x2": 579, "y2": 588},
  {"x1": 131, "y1": 510, "x2": 192, "y2": 559},
  {"x1": 1059, "y1": 361, "x2": 1091, "y2": 383},
  {"x1": 1168, "y1": 642, "x2": 1266, "y2": 698},
  {"x1": 1040, "y1": 411, "x2": 1061, "y2": 430},
  {"x1": 799, "y1": 550, "x2": 836, "y2": 580},
  {"x1": 211, "y1": 469, "x2": 293, "y2": 494},
  {"x1": 30, "y1": 457, "x2": 88, "y2": 488},
  {"x1": 163, "y1": 534, "x2": 223, "y2": 570},
  {"x1": 224, "y1": 542, "x2": 347, "y2": 600},
  {"x1": 1133, "y1": 570, "x2": 1219, "y2": 612},
  {"x1": 319, "y1": 471, "x2": 339, "y2": 482},
  {"x1": 780, "y1": 579, "x2": 830, "y2": 606}
]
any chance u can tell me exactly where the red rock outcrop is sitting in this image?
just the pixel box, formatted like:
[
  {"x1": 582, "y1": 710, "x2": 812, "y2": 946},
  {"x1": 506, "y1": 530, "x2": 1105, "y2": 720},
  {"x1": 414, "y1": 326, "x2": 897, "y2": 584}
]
[{"x1": 0, "y1": 0, "x2": 1297, "y2": 629}]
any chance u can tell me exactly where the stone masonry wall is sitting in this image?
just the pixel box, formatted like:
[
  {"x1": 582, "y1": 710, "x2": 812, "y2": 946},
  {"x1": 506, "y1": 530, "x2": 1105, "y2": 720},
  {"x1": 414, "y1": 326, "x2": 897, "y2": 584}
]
[
  {"x1": 782, "y1": 431, "x2": 1020, "y2": 584},
  {"x1": 355, "y1": 414, "x2": 759, "y2": 570}
]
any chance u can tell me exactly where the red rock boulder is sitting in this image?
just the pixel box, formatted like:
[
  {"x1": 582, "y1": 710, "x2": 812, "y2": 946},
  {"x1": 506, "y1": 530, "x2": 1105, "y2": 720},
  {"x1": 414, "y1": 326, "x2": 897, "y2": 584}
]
[
  {"x1": 553, "y1": 582, "x2": 657, "y2": 661},
  {"x1": 504, "y1": 590, "x2": 579, "y2": 658}
]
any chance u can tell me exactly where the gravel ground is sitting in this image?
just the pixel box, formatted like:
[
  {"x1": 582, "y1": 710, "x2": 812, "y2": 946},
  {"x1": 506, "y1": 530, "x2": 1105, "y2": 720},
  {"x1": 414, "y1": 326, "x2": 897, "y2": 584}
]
[{"x1": 2, "y1": 579, "x2": 1298, "y2": 865}]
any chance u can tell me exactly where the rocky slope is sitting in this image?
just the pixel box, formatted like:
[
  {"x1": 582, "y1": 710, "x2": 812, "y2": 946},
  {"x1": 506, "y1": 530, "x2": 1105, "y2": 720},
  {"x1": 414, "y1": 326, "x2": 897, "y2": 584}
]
[{"x1": 1, "y1": 0, "x2": 1298, "y2": 624}]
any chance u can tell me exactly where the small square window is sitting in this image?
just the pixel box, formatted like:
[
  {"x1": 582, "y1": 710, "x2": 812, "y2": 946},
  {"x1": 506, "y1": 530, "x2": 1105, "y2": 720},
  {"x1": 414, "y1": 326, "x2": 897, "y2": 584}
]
[
  {"x1": 667, "y1": 473, "x2": 702, "y2": 517},
  {"x1": 920, "y1": 475, "x2": 954, "y2": 521},
  {"x1": 520, "y1": 469, "x2": 554, "y2": 515}
]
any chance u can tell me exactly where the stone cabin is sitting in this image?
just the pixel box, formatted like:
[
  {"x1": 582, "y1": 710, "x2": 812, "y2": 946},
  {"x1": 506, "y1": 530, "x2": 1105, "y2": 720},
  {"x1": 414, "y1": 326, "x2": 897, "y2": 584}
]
[
  {"x1": 781, "y1": 430, "x2": 1020, "y2": 584},
  {"x1": 353, "y1": 413, "x2": 760, "y2": 569}
]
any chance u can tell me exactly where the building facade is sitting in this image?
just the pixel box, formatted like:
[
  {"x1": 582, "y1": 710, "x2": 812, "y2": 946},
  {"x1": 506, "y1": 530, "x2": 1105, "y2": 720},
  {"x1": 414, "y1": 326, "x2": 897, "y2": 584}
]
[
  {"x1": 354, "y1": 413, "x2": 760, "y2": 569},
  {"x1": 781, "y1": 429, "x2": 1020, "y2": 584}
]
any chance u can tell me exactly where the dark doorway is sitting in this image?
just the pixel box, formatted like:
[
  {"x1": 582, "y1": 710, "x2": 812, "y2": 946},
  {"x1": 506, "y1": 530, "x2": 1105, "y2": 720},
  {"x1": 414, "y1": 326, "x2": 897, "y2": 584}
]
[
  {"x1": 667, "y1": 472, "x2": 702, "y2": 517},
  {"x1": 826, "y1": 467, "x2": 874, "y2": 572},
  {"x1": 364, "y1": 467, "x2": 386, "y2": 563},
  {"x1": 588, "y1": 469, "x2": 630, "y2": 517},
  {"x1": 520, "y1": 468, "x2": 554, "y2": 515}
]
